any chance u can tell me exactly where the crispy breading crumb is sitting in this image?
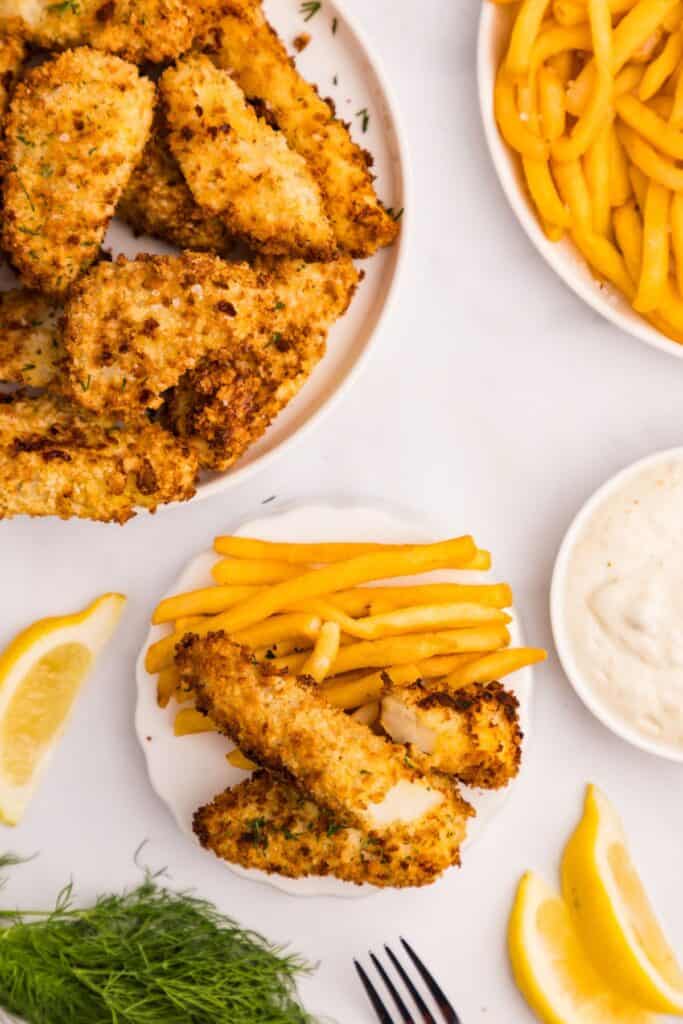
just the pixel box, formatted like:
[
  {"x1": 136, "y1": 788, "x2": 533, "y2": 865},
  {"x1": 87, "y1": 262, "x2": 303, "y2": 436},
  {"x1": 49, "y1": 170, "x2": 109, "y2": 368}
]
[
  {"x1": 1, "y1": 47, "x2": 155, "y2": 297},
  {"x1": 0, "y1": 288, "x2": 62, "y2": 388},
  {"x1": 161, "y1": 55, "x2": 336, "y2": 260},
  {"x1": 0, "y1": 32, "x2": 25, "y2": 117},
  {"x1": 202, "y1": 0, "x2": 399, "y2": 257},
  {"x1": 0, "y1": 391, "x2": 198, "y2": 522}
]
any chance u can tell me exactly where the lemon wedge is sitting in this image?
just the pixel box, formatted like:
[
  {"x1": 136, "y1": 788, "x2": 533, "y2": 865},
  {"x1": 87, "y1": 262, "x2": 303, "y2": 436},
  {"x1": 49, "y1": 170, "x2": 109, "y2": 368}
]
[
  {"x1": 0, "y1": 594, "x2": 126, "y2": 825},
  {"x1": 509, "y1": 871, "x2": 652, "y2": 1024},
  {"x1": 562, "y1": 784, "x2": 683, "y2": 1015}
]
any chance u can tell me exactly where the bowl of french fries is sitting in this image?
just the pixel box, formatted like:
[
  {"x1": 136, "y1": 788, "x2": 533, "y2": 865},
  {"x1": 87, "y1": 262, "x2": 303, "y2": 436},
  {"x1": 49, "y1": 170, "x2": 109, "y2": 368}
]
[
  {"x1": 136, "y1": 502, "x2": 546, "y2": 897},
  {"x1": 479, "y1": 0, "x2": 683, "y2": 356}
]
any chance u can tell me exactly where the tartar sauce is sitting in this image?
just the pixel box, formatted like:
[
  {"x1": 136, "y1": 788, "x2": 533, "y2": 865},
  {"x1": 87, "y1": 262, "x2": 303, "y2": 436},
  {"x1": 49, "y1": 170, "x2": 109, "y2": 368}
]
[{"x1": 563, "y1": 456, "x2": 683, "y2": 751}]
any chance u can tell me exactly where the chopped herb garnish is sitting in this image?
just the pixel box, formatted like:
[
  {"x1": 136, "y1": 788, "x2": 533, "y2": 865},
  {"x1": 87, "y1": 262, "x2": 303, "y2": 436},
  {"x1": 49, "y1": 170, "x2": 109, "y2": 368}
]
[
  {"x1": 300, "y1": 1, "x2": 321, "y2": 21},
  {"x1": 273, "y1": 301, "x2": 285, "y2": 311},
  {"x1": 81, "y1": 375, "x2": 91, "y2": 392},
  {"x1": 355, "y1": 107, "x2": 369, "y2": 132},
  {"x1": 39, "y1": 163, "x2": 53, "y2": 178},
  {"x1": 386, "y1": 206, "x2": 404, "y2": 221},
  {"x1": 245, "y1": 817, "x2": 269, "y2": 848},
  {"x1": 17, "y1": 226, "x2": 40, "y2": 236},
  {"x1": 331, "y1": 15, "x2": 338, "y2": 33},
  {"x1": 46, "y1": 0, "x2": 80, "y2": 12},
  {"x1": 21, "y1": 363, "x2": 36, "y2": 372},
  {"x1": 17, "y1": 134, "x2": 34, "y2": 147},
  {"x1": 262, "y1": 495, "x2": 276, "y2": 504},
  {"x1": 121, "y1": 377, "x2": 127, "y2": 391},
  {"x1": 333, "y1": 73, "x2": 338, "y2": 85},
  {"x1": 326, "y1": 822, "x2": 344, "y2": 837}
]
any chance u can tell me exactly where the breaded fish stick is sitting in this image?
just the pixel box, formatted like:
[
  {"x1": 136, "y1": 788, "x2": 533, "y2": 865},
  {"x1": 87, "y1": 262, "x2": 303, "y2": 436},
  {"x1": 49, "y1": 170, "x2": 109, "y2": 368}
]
[
  {"x1": 381, "y1": 681, "x2": 523, "y2": 790},
  {"x1": 161, "y1": 55, "x2": 335, "y2": 260},
  {"x1": 195, "y1": 769, "x2": 472, "y2": 888},
  {"x1": 2, "y1": 48, "x2": 154, "y2": 297},
  {"x1": 0, "y1": 32, "x2": 24, "y2": 117},
  {"x1": 205, "y1": 0, "x2": 399, "y2": 257},
  {"x1": 0, "y1": 392, "x2": 197, "y2": 522},
  {"x1": 162, "y1": 255, "x2": 358, "y2": 469},
  {"x1": 61, "y1": 253, "x2": 274, "y2": 416},
  {"x1": 0, "y1": 289, "x2": 61, "y2": 388},
  {"x1": 177, "y1": 635, "x2": 471, "y2": 845},
  {"x1": 117, "y1": 124, "x2": 233, "y2": 254},
  {"x1": 1, "y1": 0, "x2": 217, "y2": 63}
]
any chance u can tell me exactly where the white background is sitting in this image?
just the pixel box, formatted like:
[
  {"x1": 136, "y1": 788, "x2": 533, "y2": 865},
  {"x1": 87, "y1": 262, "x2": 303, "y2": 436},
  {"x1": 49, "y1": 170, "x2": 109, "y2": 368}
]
[{"x1": 1, "y1": 2, "x2": 683, "y2": 1021}]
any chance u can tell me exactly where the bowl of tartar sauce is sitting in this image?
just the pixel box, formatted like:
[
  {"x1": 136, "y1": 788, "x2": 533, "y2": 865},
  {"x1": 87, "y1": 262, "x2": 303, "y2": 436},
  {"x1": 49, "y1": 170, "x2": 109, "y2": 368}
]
[{"x1": 551, "y1": 449, "x2": 683, "y2": 762}]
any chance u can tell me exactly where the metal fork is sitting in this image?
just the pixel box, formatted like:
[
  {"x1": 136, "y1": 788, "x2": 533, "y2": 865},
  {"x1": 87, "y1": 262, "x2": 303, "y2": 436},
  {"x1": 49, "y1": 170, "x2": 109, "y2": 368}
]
[{"x1": 354, "y1": 937, "x2": 461, "y2": 1024}]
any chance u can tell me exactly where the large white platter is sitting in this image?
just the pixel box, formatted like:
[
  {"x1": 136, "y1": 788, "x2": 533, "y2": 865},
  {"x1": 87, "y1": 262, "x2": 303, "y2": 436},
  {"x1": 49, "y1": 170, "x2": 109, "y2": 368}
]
[
  {"x1": 0, "y1": 0, "x2": 408, "y2": 501},
  {"x1": 136, "y1": 502, "x2": 536, "y2": 898}
]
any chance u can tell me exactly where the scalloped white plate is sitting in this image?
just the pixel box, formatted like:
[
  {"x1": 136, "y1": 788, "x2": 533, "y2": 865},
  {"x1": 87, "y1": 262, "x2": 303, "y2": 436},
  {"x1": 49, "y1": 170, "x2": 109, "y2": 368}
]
[
  {"x1": 136, "y1": 502, "x2": 536, "y2": 897},
  {"x1": 0, "y1": 0, "x2": 409, "y2": 502}
]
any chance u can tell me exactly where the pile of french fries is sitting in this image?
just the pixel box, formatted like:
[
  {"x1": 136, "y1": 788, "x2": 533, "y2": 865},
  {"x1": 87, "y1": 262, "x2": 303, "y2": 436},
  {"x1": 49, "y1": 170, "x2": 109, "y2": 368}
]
[
  {"x1": 492, "y1": 0, "x2": 683, "y2": 342},
  {"x1": 145, "y1": 533, "x2": 546, "y2": 755}
]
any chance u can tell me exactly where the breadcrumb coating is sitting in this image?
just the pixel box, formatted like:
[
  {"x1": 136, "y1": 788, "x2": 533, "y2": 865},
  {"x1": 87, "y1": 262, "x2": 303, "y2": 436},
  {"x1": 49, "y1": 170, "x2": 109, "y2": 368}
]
[
  {"x1": 162, "y1": 255, "x2": 358, "y2": 469},
  {"x1": 176, "y1": 634, "x2": 472, "y2": 856},
  {"x1": 195, "y1": 769, "x2": 471, "y2": 888},
  {"x1": 0, "y1": 391, "x2": 198, "y2": 522},
  {"x1": 0, "y1": 32, "x2": 24, "y2": 117},
  {"x1": 0, "y1": 288, "x2": 62, "y2": 388},
  {"x1": 203, "y1": 0, "x2": 399, "y2": 257},
  {"x1": 117, "y1": 119, "x2": 233, "y2": 254},
  {"x1": 161, "y1": 55, "x2": 336, "y2": 260},
  {"x1": 1, "y1": 47, "x2": 155, "y2": 297},
  {"x1": 381, "y1": 681, "x2": 523, "y2": 790},
  {"x1": 1, "y1": 0, "x2": 220, "y2": 64},
  {"x1": 61, "y1": 252, "x2": 273, "y2": 416}
]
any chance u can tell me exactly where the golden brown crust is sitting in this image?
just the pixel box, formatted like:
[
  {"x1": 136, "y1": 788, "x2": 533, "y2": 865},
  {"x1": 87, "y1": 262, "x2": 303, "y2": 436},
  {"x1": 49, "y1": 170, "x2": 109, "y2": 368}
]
[
  {"x1": 0, "y1": 391, "x2": 198, "y2": 522},
  {"x1": 382, "y1": 681, "x2": 523, "y2": 790},
  {"x1": 0, "y1": 288, "x2": 62, "y2": 387},
  {"x1": 194, "y1": 769, "x2": 468, "y2": 888},
  {"x1": 2, "y1": 0, "x2": 222, "y2": 64},
  {"x1": 1, "y1": 47, "x2": 155, "y2": 297},
  {"x1": 203, "y1": 0, "x2": 399, "y2": 258},
  {"x1": 117, "y1": 118, "x2": 234, "y2": 254},
  {"x1": 61, "y1": 252, "x2": 274, "y2": 416},
  {"x1": 0, "y1": 32, "x2": 25, "y2": 118},
  {"x1": 160, "y1": 55, "x2": 336, "y2": 260},
  {"x1": 162, "y1": 255, "x2": 358, "y2": 470}
]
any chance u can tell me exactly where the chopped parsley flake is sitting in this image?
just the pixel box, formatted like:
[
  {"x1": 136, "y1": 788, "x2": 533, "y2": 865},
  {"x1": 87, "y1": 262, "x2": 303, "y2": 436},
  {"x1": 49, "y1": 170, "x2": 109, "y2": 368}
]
[
  {"x1": 331, "y1": 15, "x2": 338, "y2": 33},
  {"x1": 300, "y1": 1, "x2": 321, "y2": 21},
  {"x1": 355, "y1": 107, "x2": 369, "y2": 132}
]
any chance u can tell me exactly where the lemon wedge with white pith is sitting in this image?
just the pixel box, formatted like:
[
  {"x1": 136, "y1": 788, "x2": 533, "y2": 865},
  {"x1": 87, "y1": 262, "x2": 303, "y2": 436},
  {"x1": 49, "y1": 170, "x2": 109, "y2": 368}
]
[
  {"x1": 562, "y1": 784, "x2": 683, "y2": 1015},
  {"x1": 509, "y1": 871, "x2": 652, "y2": 1024},
  {"x1": 0, "y1": 594, "x2": 126, "y2": 825}
]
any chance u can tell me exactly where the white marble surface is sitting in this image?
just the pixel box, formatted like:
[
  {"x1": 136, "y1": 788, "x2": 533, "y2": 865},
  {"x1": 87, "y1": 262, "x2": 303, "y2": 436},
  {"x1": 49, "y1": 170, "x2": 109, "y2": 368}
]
[{"x1": 1, "y1": 3, "x2": 682, "y2": 1022}]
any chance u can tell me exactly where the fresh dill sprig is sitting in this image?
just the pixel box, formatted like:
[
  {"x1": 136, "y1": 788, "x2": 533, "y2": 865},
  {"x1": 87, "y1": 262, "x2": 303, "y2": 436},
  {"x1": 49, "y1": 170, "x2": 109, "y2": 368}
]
[
  {"x1": 0, "y1": 868, "x2": 317, "y2": 1024},
  {"x1": 300, "y1": 1, "x2": 321, "y2": 21}
]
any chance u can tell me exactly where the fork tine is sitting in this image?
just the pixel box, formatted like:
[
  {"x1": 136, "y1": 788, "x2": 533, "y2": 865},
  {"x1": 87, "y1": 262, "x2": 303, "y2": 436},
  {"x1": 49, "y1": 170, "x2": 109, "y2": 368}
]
[
  {"x1": 384, "y1": 945, "x2": 437, "y2": 1024},
  {"x1": 370, "y1": 952, "x2": 416, "y2": 1024},
  {"x1": 400, "y1": 938, "x2": 461, "y2": 1024},
  {"x1": 354, "y1": 959, "x2": 396, "y2": 1024}
]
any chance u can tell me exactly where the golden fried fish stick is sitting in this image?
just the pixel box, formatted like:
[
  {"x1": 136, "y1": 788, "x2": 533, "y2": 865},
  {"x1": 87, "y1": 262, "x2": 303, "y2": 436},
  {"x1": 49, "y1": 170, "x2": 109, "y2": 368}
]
[
  {"x1": 0, "y1": 32, "x2": 24, "y2": 117},
  {"x1": 204, "y1": 0, "x2": 399, "y2": 257},
  {"x1": 161, "y1": 55, "x2": 336, "y2": 260},
  {"x1": 177, "y1": 634, "x2": 471, "y2": 842},
  {"x1": 1, "y1": 48, "x2": 155, "y2": 297},
  {"x1": 117, "y1": 120, "x2": 233, "y2": 254},
  {"x1": 0, "y1": 289, "x2": 62, "y2": 388},
  {"x1": 0, "y1": 392, "x2": 197, "y2": 522},
  {"x1": 194, "y1": 769, "x2": 472, "y2": 888},
  {"x1": 381, "y1": 681, "x2": 523, "y2": 790},
  {"x1": 162, "y1": 255, "x2": 358, "y2": 469}
]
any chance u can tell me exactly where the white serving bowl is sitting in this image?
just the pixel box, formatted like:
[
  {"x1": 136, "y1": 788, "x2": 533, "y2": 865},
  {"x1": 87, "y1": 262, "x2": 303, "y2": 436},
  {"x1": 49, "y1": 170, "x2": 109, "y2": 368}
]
[
  {"x1": 477, "y1": 4, "x2": 683, "y2": 360},
  {"x1": 551, "y1": 448, "x2": 683, "y2": 762}
]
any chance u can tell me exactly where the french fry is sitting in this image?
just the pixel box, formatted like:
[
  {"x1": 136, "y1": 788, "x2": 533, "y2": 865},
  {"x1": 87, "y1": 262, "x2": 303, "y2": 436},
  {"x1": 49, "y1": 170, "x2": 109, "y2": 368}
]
[
  {"x1": 553, "y1": 158, "x2": 593, "y2": 228},
  {"x1": 213, "y1": 537, "x2": 430, "y2": 562},
  {"x1": 613, "y1": 198, "x2": 644, "y2": 279},
  {"x1": 494, "y1": 71, "x2": 549, "y2": 160},
  {"x1": 633, "y1": 181, "x2": 670, "y2": 311},
  {"x1": 227, "y1": 748, "x2": 258, "y2": 770},
  {"x1": 608, "y1": 124, "x2": 632, "y2": 206},
  {"x1": 523, "y1": 157, "x2": 572, "y2": 227},
  {"x1": 342, "y1": 603, "x2": 510, "y2": 641},
  {"x1": 232, "y1": 613, "x2": 322, "y2": 650},
  {"x1": 616, "y1": 93, "x2": 683, "y2": 159},
  {"x1": 153, "y1": 584, "x2": 261, "y2": 624},
  {"x1": 584, "y1": 121, "x2": 613, "y2": 235},
  {"x1": 301, "y1": 621, "x2": 341, "y2": 682},
  {"x1": 212, "y1": 558, "x2": 307, "y2": 585},
  {"x1": 671, "y1": 191, "x2": 683, "y2": 292},
  {"x1": 328, "y1": 583, "x2": 513, "y2": 615},
  {"x1": 200, "y1": 536, "x2": 478, "y2": 636},
  {"x1": 322, "y1": 672, "x2": 386, "y2": 709},
  {"x1": 654, "y1": 277, "x2": 683, "y2": 328},
  {"x1": 571, "y1": 227, "x2": 636, "y2": 297},
  {"x1": 175, "y1": 615, "x2": 207, "y2": 633},
  {"x1": 618, "y1": 123, "x2": 683, "y2": 189},
  {"x1": 174, "y1": 708, "x2": 218, "y2": 736},
  {"x1": 146, "y1": 630, "x2": 186, "y2": 674},
  {"x1": 444, "y1": 647, "x2": 548, "y2": 687},
  {"x1": 157, "y1": 666, "x2": 180, "y2": 708},
  {"x1": 464, "y1": 549, "x2": 492, "y2": 570},
  {"x1": 538, "y1": 65, "x2": 567, "y2": 140},
  {"x1": 670, "y1": 57, "x2": 683, "y2": 123},
  {"x1": 614, "y1": 63, "x2": 646, "y2": 95},
  {"x1": 629, "y1": 163, "x2": 648, "y2": 208},
  {"x1": 506, "y1": 0, "x2": 554, "y2": 74},
  {"x1": 385, "y1": 654, "x2": 482, "y2": 683},
  {"x1": 638, "y1": 25, "x2": 682, "y2": 97},
  {"x1": 553, "y1": 0, "x2": 589, "y2": 24}
]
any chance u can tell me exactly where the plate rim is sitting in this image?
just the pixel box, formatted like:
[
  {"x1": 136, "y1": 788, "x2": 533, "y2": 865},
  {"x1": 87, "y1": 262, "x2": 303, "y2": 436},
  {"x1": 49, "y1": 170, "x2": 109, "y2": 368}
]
[
  {"x1": 476, "y1": 3, "x2": 683, "y2": 361},
  {"x1": 182, "y1": 0, "x2": 413, "y2": 504}
]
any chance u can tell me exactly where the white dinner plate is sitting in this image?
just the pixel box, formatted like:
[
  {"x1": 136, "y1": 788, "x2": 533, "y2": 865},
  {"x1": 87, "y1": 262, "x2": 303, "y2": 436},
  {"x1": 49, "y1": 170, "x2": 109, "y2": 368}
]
[
  {"x1": 477, "y1": 3, "x2": 683, "y2": 359},
  {"x1": 1, "y1": 0, "x2": 409, "y2": 501},
  {"x1": 136, "y1": 501, "x2": 536, "y2": 898}
]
